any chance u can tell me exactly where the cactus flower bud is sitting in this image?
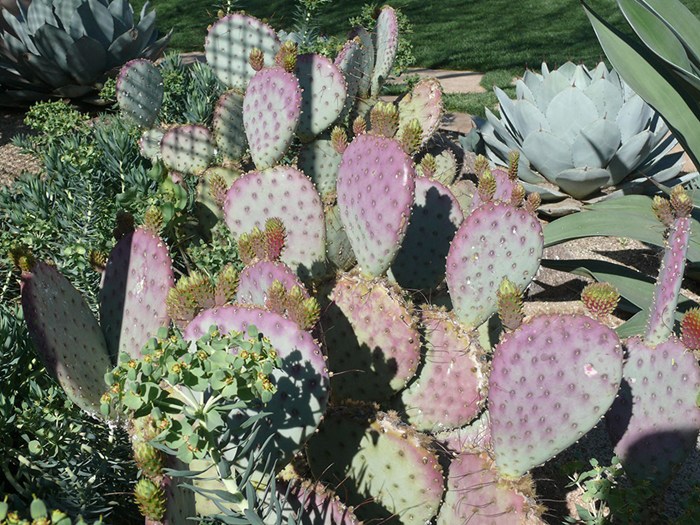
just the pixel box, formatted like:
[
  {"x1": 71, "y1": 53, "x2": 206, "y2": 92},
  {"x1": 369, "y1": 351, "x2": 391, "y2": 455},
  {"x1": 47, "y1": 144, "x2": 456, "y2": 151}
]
[
  {"x1": 477, "y1": 170, "x2": 497, "y2": 201},
  {"x1": 134, "y1": 478, "x2": 166, "y2": 520},
  {"x1": 369, "y1": 101, "x2": 399, "y2": 138},
  {"x1": 670, "y1": 185, "x2": 693, "y2": 218},
  {"x1": 352, "y1": 115, "x2": 367, "y2": 136},
  {"x1": 249, "y1": 47, "x2": 265, "y2": 71},
  {"x1": 419, "y1": 153, "x2": 437, "y2": 179},
  {"x1": 497, "y1": 277, "x2": 524, "y2": 330},
  {"x1": 400, "y1": 118, "x2": 423, "y2": 155},
  {"x1": 264, "y1": 217, "x2": 286, "y2": 260},
  {"x1": 507, "y1": 150, "x2": 520, "y2": 180},
  {"x1": 652, "y1": 195, "x2": 674, "y2": 227},
  {"x1": 474, "y1": 155, "x2": 489, "y2": 177},
  {"x1": 331, "y1": 126, "x2": 348, "y2": 154},
  {"x1": 581, "y1": 282, "x2": 619, "y2": 320},
  {"x1": 275, "y1": 41, "x2": 298, "y2": 72},
  {"x1": 681, "y1": 307, "x2": 700, "y2": 352},
  {"x1": 524, "y1": 192, "x2": 541, "y2": 214}
]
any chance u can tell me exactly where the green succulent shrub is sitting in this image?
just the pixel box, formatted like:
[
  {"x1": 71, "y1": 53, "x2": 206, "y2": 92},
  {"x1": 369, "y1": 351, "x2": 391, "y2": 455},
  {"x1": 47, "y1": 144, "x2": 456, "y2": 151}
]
[
  {"x1": 0, "y1": 0, "x2": 171, "y2": 105},
  {"x1": 480, "y1": 60, "x2": 684, "y2": 203}
]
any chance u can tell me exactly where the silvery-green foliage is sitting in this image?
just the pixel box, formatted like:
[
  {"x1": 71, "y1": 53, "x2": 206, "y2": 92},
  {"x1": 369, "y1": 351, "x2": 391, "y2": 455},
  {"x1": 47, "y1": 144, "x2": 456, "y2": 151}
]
[
  {"x1": 0, "y1": 0, "x2": 171, "y2": 104},
  {"x1": 481, "y1": 61, "x2": 684, "y2": 200}
]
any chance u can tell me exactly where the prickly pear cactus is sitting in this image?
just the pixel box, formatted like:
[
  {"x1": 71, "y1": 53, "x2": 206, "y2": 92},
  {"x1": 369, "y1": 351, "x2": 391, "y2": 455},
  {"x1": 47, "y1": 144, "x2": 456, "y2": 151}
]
[
  {"x1": 160, "y1": 124, "x2": 215, "y2": 176},
  {"x1": 116, "y1": 59, "x2": 163, "y2": 128},
  {"x1": 489, "y1": 314, "x2": 623, "y2": 478}
]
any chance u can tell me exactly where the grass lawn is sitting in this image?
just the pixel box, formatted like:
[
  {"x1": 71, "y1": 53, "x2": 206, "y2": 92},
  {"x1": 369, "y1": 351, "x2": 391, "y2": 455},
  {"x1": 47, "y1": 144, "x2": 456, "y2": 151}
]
[{"x1": 136, "y1": 0, "x2": 700, "y2": 72}]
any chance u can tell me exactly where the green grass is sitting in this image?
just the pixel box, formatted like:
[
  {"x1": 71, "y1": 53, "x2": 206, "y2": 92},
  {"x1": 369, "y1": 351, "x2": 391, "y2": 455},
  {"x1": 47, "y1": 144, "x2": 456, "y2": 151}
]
[{"x1": 135, "y1": 0, "x2": 700, "y2": 72}]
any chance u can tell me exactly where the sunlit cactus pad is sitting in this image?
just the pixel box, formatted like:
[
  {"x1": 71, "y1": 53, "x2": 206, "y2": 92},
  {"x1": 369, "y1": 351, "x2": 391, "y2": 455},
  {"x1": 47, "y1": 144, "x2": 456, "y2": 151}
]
[
  {"x1": 398, "y1": 78, "x2": 443, "y2": 147},
  {"x1": 212, "y1": 90, "x2": 246, "y2": 162},
  {"x1": 371, "y1": 6, "x2": 399, "y2": 97},
  {"x1": 295, "y1": 53, "x2": 347, "y2": 141},
  {"x1": 297, "y1": 139, "x2": 342, "y2": 201},
  {"x1": 243, "y1": 67, "x2": 302, "y2": 170},
  {"x1": 400, "y1": 306, "x2": 486, "y2": 431},
  {"x1": 99, "y1": 227, "x2": 174, "y2": 361},
  {"x1": 446, "y1": 201, "x2": 542, "y2": 328},
  {"x1": 223, "y1": 166, "x2": 326, "y2": 278},
  {"x1": 607, "y1": 336, "x2": 700, "y2": 486},
  {"x1": 160, "y1": 124, "x2": 215, "y2": 176},
  {"x1": 437, "y1": 450, "x2": 537, "y2": 525},
  {"x1": 324, "y1": 272, "x2": 420, "y2": 401},
  {"x1": 21, "y1": 262, "x2": 111, "y2": 415},
  {"x1": 489, "y1": 314, "x2": 623, "y2": 478},
  {"x1": 337, "y1": 133, "x2": 415, "y2": 277},
  {"x1": 390, "y1": 177, "x2": 463, "y2": 290},
  {"x1": 204, "y1": 13, "x2": 281, "y2": 89},
  {"x1": 184, "y1": 305, "x2": 329, "y2": 466},
  {"x1": 307, "y1": 408, "x2": 444, "y2": 525},
  {"x1": 236, "y1": 260, "x2": 307, "y2": 307}
]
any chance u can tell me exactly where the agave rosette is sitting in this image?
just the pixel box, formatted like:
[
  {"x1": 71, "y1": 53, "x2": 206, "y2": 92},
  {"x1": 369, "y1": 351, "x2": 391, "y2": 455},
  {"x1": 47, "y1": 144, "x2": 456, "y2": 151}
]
[
  {"x1": 0, "y1": 0, "x2": 171, "y2": 103},
  {"x1": 481, "y1": 61, "x2": 684, "y2": 200}
]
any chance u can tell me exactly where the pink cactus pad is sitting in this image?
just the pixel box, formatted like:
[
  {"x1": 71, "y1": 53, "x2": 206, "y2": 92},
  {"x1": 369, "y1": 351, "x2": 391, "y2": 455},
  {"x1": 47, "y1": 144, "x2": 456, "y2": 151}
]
[
  {"x1": 223, "y1": 166, "x2": 326, "y2": 278},
  {"x1": 401, "y1": 306, "x2": 486, "y2": 431},
  {"x1": 100, "y1": 228, "x2": 174, "y2": 360},
  {"x1": 489, "y1": 314, "x2": 623, "y2": 478},
  {"x1": 337, "y1": 133, "x2": 415, "y2": 277},
  {"x1": 243, "y1": 66, "x2": 302, "y2": 170},
  {"x1": 235, "y1": 260, "x2": 307, "y2": 307}
]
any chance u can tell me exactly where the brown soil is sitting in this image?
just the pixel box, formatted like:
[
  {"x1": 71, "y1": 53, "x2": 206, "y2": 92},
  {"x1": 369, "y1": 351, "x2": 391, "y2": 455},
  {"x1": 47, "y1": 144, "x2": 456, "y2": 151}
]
[{"x1": 0, "y1": 108, "x2": 41, "y2": 186}]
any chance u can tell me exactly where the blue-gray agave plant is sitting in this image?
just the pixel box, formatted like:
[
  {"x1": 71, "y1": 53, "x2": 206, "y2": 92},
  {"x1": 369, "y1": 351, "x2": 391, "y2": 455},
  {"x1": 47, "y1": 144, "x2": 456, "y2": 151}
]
[
  {"x1": 480, "y1": 61, "x2": 684, "y2": 201},
  {"x1": 0, "y1": 0, "x2": 171, "y2": 104}
]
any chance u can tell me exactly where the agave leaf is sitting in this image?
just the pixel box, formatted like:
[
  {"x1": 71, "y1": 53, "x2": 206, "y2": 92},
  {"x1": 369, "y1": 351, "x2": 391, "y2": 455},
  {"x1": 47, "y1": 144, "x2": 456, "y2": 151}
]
[
  {"x1": 506, "y1": 99, "x2": 550, "y2": 140},
  {"x1": 53, "y1": 0, "x2": 83, "y2": 29},
  {"x1": 72, "y1": 0, "x2": 110, "y2": 47},
  {"x1": 521, "y1": 129, "x2": 574, "y2": 182},
  {"x1": 555, "y1": 167, "x2": 612, "y2": 199},
  {"x1": 546, "y1": 87, "x2": 599, "y2": 145},
  {"x1": 33, "y1": 23, "x2": 73, "y2": 72},
  {"x1": 572, "y1": 64, "x2": 592, "y2": 87},
  {"x1": 625, "y1": 0, "x2": 700, "y2": 69},
  {"x1": 584, "y1": 77, "x2": 624, "y2": 118},
  {"x1": 607, "y1": 130, "x2": 653, "y2": 183},
  {"x1": 67, "y1": 35, "x2": 107, "y2": 84},
  {"x1": 616, "y1": 95, "x2": 653, "y2": 141},
  {"x1": 591, "y1": 62, "x2": 609, "y2": 80},
  {"x1": 583, "y1": 1, "x2": 700, "y2": 172},
  {"x1": 87, "y1": 0, "x2": 115, "y2": 42},
  {"x1": 139, "y1": 30, "x2": 171, "y2": 62},
  {"x1": 108, "y1": 0, "x2": 133, "y2": 28},
  {"x1": 572, "y1": 118, "x2": 621, "y2": 168},
  {"x1": 534, "y1": 69, "x2": 571, "y2": 109},
  {"x1": 24, "y1": 51, "x2": 73, "y2": 87},
  {"x1": 522, "y1": 69, "x2": 542, "y2": 91},
  {"x1": 3, "y1": 10, "x2": 39, "y2": 53},
  {"x1": 515, "y1": 78, "x2": 535, "y2": 102},
  {"x1": 26, "y1": 0, "x2": 55, "y2": 34},
  {"x1": 556, "y1": 61, "x2": 579, "y2": 81}
]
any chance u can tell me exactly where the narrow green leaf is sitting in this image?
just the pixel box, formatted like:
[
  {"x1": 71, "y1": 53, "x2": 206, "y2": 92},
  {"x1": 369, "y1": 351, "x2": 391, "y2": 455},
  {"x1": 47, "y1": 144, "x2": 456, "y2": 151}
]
[{"x1": 583, "y1": 0, "x2": 700, "y2": 170}]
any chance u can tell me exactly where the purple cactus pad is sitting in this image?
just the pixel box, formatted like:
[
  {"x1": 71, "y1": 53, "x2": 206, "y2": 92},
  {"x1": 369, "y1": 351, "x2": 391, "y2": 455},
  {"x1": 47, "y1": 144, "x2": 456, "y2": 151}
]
[
  {"x1": 489, "y1": 314, "x2": 623, "y2": 478},
  {"x1": 235, "y1": 260, "x2": 307, "y2": 307},
  {"x1": 337, "y1": 133, "x2": 415, "y2": 277}
]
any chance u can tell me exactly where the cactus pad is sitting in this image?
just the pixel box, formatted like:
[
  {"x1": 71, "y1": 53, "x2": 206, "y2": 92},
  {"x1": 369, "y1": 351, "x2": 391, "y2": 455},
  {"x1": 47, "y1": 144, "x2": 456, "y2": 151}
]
[
  {"x1": 116, "y1": 59, "x2": 163, "y2": 128},
  {"x1": 139, "y1": 128, "x2": 164, "y2": 161},
  {"x1": 446, "y1": 201, "x2": 543, "y2": 328},
  {"x1": 334, "y1": 38, "x2": 364, "y2": 120},
  {"x1": 469, "y1": 167, "x2": 523, "y2": 212},
  {"x1": 489, "y1": 314, "x2": 623, "y2": 478},
  {"x1": 324, "y1": 204, "x2": 356, "y2": 271},
  {"x1": 243, "y1": 66, "x2": 302, "y2": 170},
  {"x1": 235, "y1": 260, "x2": 306, "y2": 307},
  {"x1": 390, "y1": 177, "x2": 463, "y2": 290},
  {"x1": 21, "y1": 262, "x2": 112, "y2": 415},
  {"x1": 323, "y1": 272, "x2": 420, "y2": 401},
  {"x1": 205, "y1": 13, "x2": 281, "y2": 89},
  {"x1": 184, "y1": 305, "x2": 329, "y2": 468},
  {"x1": 223, "y1": 166, "x2": 326, "y2": 278},
  {"x1": 337, "y1": 133, "x2": 415, "y2": 277},
  {"x1": 160, "y1": 125, "x2": 215, "y2": 176},
  {"x1": 400, "y1": 306, "x2": 486, "y2": 431},
  {"x1": 397, "y1": 78, "x2": 443, "y2": 147},
  {"x1": 99, "y1": 228, "x2": 174, "y2": 360},
  {"x1": 297, "y1": 139, "x2": 341, "y2": 201},
  {"x1": 307, "y1": 408, "x2": 444, "y2": 525},
  {"x1": 370, "y1": 6, "x2": 399, "y2": 98},
  {"x1": 279, "y1": 480, "x2": 361, "y2": 525},
  {"x1": 607, "y1": 336, "x2": 700, "y2": 486},
  {"x1": 295, "y1": 53, "x2": 347, "y2": 141},
  {"x1": 437, "y1": 450, "x2": 536, "y2": 525},
  {"x1": 212, "y1": 90, "x2": 246, "y2": 162}
]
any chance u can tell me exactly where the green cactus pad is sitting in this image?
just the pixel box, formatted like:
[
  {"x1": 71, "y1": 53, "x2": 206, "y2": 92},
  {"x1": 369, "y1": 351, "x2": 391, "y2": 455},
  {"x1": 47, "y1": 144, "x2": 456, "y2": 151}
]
[
  {"x1": 307, "y1": 408, "x2": 444, "y2": 525},
  {"x1": 160, "y1": 124, "x2": 215, "y2": 176},
  {"x1": 400, "y1": 306, "x2": 486, "y2": 431},
  {"x1": 323, "y1": 272, "x2": 420, "y2": 401},
  {"x1": 21, "y1": 262, "x2": 112, "y2": 415},
  {"x1": 370, "y1": 6, "x2": 399, "y2": 98},
  {"x1": 337, "y1": 133, "x2": 416, "y2": 277},
  {"x1": 489, "y1": 314, "x2": 623, "y2": 478},
  {"x1": 212, "y1": 89, "x2": 246, "y2": 162},
  {"x1": 223, "y1": 166, "x2": 326, "y2": 279},
  {"x1": 390, "y1": 177, "x2": 464, "y2": 290},
  {"x1": 295, "y1": 53, "x2": 347, "y2": 141},
  {"x1": 205, "y1": 13, "x2": 281, "y2": 90},
  {"x1": 243, "y1": 66, "x2": 302, "y2": 170},
  {"x1": 417, "y1": 149, "x2": 458, "y2": 186},
  {"x1": 446, "y1": 201, "x2": 543, "y2": 329},
  {"x1": 324, "y1": 204, "x2": 356, "y2": 272},
  {"x1": 350, "y1": 26, "x2": 375, "y2": 100},
  {"x1": 194, "y1": 166, "x2": 241, "y2": 232},
  {"x1": 607, "y1": 336, "x2": 700, "y2": 487},
  {"x1": 334, "y1": 38, "x2": 364, "y2": 121},
  {"x1": 116, "y1": 58, "x2": 163, "y2": 128},
  {"x1": 297, "y1": 138, "x2": 341, "y2": 201},
  {"x1": 139, "y1": 128, "x2": 164, "y2": 161},
  {"x1": 184, "y1": 305, "x2": 329, "y2": 468},
  {"x1": 437, "y1": 450, "x2": 537, "y2": 525},
  {"x1": 397, "y1": 78, "x2": 443, "y2": 148},
  {"x1": 99, "y1": 228, "x2": 174, "y2": 361}
]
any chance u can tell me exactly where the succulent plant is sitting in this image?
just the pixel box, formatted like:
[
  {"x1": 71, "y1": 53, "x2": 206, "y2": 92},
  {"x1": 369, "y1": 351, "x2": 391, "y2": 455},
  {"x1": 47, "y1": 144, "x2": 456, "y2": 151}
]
[
  {"x1": 480, "y1": 61, "x2": 684, "y2": 201},
  {"x1": 0, "y1": 0, "x2": 171, "y2": 104}
]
